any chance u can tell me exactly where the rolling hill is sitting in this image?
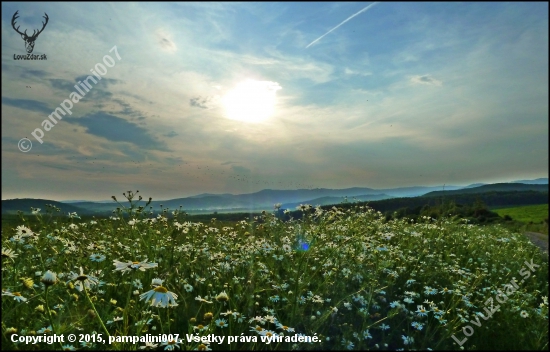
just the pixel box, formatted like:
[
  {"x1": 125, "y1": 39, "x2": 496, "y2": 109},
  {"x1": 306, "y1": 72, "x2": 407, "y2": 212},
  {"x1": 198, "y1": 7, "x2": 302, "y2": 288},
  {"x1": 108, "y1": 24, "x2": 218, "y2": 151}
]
[
  {"x1": 281, "y1": 194, "x2": 393, "y2": 210},
  {"x1": 422, "y1": 183, "x2": 548, "y2": 197},
  {"x1": 3, "y1": 179, "x2": 547, "y2": 215},
  {"x1": 1, "y1": 199, "x2": 89, "y2": 215}
]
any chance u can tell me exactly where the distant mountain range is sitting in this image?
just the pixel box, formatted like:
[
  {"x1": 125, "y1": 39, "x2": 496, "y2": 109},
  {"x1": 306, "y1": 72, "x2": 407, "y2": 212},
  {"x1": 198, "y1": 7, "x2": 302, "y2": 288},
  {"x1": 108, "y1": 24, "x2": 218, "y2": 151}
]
[
  {"x1": 2, "y1": 178, "x2": 547, "y2": 215},
  {"x1": 64, "y1": 186, "x2": 463, "y2": 214},
  {"x1": 280, "y1": 194, "x2": 393, "y2": 210},
  {"x1": 422, "y1": 183, "x2": 548, "y2": 197},
  {"x1": 462, "y1": 178, "x2": 548, "y2": 188},
  {"x1": 510, "y1": 177, "x2": 548, "y2": 184},
  {"x1": 61, "y1": 199, "x2": 115, "y2": 203},
  {"x1": 1, "y1": 199, "x2": 89, "y2": 215}
]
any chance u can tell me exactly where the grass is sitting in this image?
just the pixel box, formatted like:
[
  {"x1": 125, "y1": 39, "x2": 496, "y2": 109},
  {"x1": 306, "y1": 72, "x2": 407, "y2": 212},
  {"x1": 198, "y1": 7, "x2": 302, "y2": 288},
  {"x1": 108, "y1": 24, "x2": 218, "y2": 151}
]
[
  {"x1": 1, "y1": 192, "x2": 548, "y2": 350},
  {"x1": 492, "y1": 204, "x2": 549, "y2": 235},
  {"x1": 492, "y1": 204, "x2": 548, "y2": 224}
]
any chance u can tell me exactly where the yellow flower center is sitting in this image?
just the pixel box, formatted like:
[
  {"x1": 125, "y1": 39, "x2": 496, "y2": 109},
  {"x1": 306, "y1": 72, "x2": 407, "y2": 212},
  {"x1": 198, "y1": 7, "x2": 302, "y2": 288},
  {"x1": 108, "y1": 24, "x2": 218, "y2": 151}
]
[
  {"x1": 153, "y1": 286, "x2": 168, "y2": 293},
  {"x1": 14, "y1": 292, "x2": 21, "y2": 296}
]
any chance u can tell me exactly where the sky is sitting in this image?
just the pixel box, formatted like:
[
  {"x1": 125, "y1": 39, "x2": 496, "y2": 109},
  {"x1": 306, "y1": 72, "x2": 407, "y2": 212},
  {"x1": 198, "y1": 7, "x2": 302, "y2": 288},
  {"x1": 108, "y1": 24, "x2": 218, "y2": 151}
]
[{"x1": 2, "y1": 2, "x2": 548, "y2": 201}]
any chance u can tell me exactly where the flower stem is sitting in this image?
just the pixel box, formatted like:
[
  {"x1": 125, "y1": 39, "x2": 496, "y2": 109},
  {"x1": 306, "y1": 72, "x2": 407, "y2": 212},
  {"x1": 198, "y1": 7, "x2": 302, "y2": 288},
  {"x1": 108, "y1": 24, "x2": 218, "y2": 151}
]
[
  {"x1": 44, "y1": 287, "x2": 64, "y2": 350},
  {"x1": 83, "y1": 286, "x2": 111, "y2": 339}
]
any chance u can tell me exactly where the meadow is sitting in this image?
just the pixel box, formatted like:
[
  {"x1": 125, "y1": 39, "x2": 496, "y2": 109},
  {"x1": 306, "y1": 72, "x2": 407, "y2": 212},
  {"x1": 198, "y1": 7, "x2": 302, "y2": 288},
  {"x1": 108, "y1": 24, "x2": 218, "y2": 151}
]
[
  {"x1": 493, "y1": 204, "x2": 549, "y2": 225},
  {"x1": 2, "y1": 191, "x2": 548, "y2": 350}
]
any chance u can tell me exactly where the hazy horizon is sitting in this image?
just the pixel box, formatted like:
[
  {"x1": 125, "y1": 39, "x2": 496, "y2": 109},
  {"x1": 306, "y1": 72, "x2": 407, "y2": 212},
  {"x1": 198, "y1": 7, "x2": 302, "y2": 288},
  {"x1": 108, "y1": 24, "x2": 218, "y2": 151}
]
[
  {"x1": 2, "y1": 177, "x2": 548, "y2": 203},
  {"x1": 2, "y1": 2, "x2": 548, "y2": 201}
]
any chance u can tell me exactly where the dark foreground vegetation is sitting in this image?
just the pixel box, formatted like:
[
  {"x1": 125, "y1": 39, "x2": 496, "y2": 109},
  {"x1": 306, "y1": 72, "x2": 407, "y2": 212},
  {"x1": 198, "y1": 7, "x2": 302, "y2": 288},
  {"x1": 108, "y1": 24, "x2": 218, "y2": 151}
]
[{"x1": 2, "y1": 190, "x2": 548, "y2": 236}]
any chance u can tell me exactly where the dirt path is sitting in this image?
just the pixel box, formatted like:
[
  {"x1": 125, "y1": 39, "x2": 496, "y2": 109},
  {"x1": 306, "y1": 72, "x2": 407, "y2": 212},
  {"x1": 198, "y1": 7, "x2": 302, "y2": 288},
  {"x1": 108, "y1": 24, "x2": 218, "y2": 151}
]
[{"x1": 524, "y1": 232, "x2": 548, "y2": 254}]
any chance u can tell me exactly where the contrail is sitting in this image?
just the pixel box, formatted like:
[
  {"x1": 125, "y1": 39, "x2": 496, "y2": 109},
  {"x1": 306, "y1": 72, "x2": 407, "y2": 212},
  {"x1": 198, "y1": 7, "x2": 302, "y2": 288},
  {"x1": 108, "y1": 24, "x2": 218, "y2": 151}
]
[{"x1": 306, "y1": 2, "x2": 379, "y2": 49}]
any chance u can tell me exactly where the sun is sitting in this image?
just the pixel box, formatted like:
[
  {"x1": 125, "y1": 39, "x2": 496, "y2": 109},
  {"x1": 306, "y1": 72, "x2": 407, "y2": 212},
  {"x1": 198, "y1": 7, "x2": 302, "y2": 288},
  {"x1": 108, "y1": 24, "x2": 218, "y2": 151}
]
[{"x1": 222, "y1": 79, "x2": 281, "y2": 123}]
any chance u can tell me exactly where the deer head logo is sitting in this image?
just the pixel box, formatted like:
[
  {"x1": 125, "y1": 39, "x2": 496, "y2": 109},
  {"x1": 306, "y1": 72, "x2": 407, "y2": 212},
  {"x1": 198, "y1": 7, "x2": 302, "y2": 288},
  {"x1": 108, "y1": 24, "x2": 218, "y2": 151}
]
[{"x1": 12, "y1": 11, "x2": 49, "y2": 54}]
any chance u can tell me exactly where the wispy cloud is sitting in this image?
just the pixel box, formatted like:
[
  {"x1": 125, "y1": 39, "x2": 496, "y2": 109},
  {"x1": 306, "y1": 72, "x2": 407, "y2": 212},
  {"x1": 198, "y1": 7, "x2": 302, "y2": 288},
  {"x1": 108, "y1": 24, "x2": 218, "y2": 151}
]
[
  {"x1": 190, "y1": 95, "x2": 218, "y2": 109},
  {"x1": 410, "y1": 75, "x2": 442, "y2": 86},
  {"x1": 306, "y1": 2, "x2": 379, "y2": 49},
  {"x1": 155, "y1": 28, "x2": 177, "y2": 53},
  {"x1": 64, "y1": 112, "x2": 169, "y2": 151},
  {"x1": 344, "y1": 67, "x2": 372, "y2": 76},
  {"x1": 1, "y1": 97, "x2": 51, "y2": 114}
]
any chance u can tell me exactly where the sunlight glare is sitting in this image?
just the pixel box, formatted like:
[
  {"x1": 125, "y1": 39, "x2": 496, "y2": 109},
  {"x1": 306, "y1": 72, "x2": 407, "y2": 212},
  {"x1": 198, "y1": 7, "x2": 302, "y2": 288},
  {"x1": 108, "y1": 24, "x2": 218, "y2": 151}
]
[{"x1": 222, "y1": 79, "x2": 281, "y2": 123}]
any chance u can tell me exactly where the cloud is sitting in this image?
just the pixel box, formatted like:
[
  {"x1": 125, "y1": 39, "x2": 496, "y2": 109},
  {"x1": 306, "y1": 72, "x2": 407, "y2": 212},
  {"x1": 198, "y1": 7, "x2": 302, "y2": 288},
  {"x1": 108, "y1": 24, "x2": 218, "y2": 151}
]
[
  {"x1": 20, "y1": 69, "x2": 49, "y2": 79},
  {"x1": 75, "y1": 75, "x2": 122, "y2": 88},
  {"x1": 189, "y1": 95, "x2": 219, "y2": 109},
  {"x1": 156, "y1": 28, "x2": 177, "y2": 52},
  {"x1": 410, "y1": 75, "x2": 442, "y2": 86},
  {"x1": 112, "y1": 99, "x2": 144, "y2": 118},
  {"x1": 205, "y1": 46, "x2": 335, "y2": 84},
  {"x1": 49, "y1": 77, "x2": 115, "y2": 101},
  {"x1": 163, "y1": 131, "x2": 178, "y2": 138},
  {"x1": 49, "y1": 76, "x2": 120, "y2": 92},
  {"x1": 344, "y1": 68, "x2": 372, "y2": 76},
  {"x1": 231, "y1": 165, "x2": 251, "y2": 174},
  {"x1": 1, "y1": 97, "x2": 52, "y2": 114},
  {"x1": 166, "y1": 156, "x2": 186, "y2": 164},
  {"x1": 64, "y1": 112, "x2": 169, "y2": 151},
  {"x1": 49, "y1": 78, "x2": 77, "y2": 92}
]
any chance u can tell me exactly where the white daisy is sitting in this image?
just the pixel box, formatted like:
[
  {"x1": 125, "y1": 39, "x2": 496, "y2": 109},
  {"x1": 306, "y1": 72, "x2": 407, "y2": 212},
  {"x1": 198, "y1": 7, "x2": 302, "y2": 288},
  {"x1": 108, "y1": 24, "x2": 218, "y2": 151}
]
[
  {"x1": 90, "y1": 253, "x2": 106, "y2": 262},
  {"x1": 2, "y1": 247, "x2": 18, "y2": 260},
  {"x1": 276, "y1": 322, "x2": 295, "y2": 332},
  {"x1": 2, "y1": 290, "x2": 27, "y2": 302},
  {"x1": 140, "y1": 284, "x2": 178, "y2": 308},
  {"x1": 520, "y1": 310, "x2": 529, "y2": 318},
  {"x1": 195, "y1": 295, "x2": 213, "y2": 304},
  {"x1": 160, "y1": 339, "x2": 179, "y2": 351},
  {"x1": 113, "y1": 259, "x2": 158, "y2": 274},
  {"x1": 16, "y1": 225, "x2": 33, "y2": 237},
  {"x1": 215, "y1": 318, "x2": 228, "y2": 328},
  {"x1": 69, "y1": 267, "x2": 99, "y2": 291},
  {"x1": 139, "y1": 341, "x2": 158, "y2": 350},
  {"x1": 260, "y1": 330, "x2": 278, "y2": 338},
  {"x1": 37, "y1": 325, "x2": 53, "y2": 334}
]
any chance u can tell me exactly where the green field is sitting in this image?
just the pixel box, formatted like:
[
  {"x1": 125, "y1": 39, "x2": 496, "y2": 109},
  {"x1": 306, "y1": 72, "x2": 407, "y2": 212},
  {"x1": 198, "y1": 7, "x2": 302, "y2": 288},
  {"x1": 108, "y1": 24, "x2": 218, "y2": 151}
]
[{"x1": 493, "y1": 204, "x2": 548, "y2": 223}]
